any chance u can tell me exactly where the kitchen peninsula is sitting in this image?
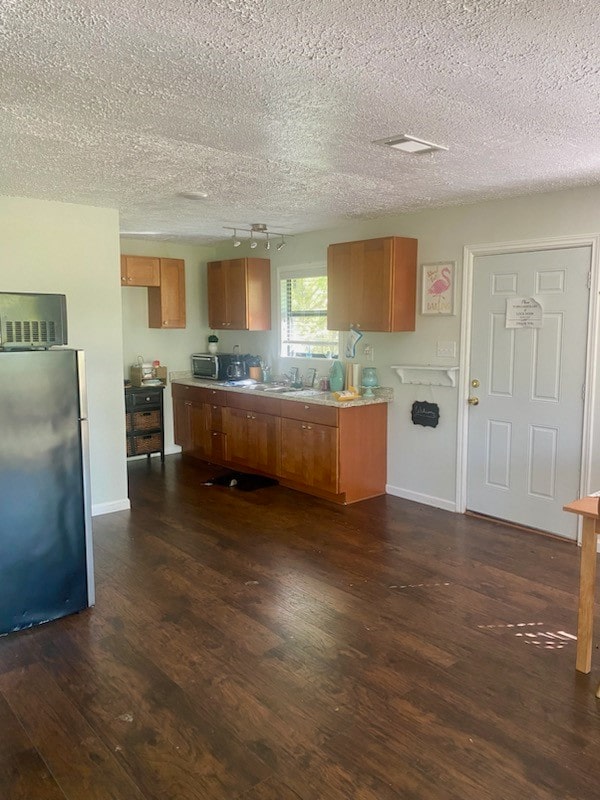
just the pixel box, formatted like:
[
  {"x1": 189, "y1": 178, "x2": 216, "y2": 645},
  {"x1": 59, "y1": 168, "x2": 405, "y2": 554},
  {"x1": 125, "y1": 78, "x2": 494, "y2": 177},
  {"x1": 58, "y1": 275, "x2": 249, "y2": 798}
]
[{"x1": 171, "y1": 377, "x2": 391, "y2": 504}]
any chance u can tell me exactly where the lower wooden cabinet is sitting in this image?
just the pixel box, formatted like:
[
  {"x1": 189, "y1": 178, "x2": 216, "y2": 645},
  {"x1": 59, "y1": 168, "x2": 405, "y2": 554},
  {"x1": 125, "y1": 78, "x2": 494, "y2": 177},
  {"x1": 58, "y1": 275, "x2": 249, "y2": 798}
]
[
  {"x1": 280, "y1": 418, "x2": 338, "y2": 494},
  {"x1": 171, "y1": 383, "x2": 387, "y2": 503},
  {"x1": 172, "y1": 383, "x2": 227, "y2": 459},
  {"x1": 223, "y1": 407, "x2": 280, "y2": 475}
]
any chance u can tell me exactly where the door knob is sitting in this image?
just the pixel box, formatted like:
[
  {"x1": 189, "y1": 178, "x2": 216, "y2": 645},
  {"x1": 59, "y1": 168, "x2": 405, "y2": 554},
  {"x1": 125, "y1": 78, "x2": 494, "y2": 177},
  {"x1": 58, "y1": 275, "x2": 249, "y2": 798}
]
[{"x1": 468, "y1": 396, "x2": 479, "y2": 406}]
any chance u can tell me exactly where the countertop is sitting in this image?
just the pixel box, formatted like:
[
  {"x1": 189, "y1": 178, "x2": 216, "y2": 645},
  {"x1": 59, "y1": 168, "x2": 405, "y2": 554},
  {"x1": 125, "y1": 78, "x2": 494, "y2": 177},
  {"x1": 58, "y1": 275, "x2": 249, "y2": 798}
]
[{"x1": 170, "y1": 372, "x2": 393, "y2": 409}]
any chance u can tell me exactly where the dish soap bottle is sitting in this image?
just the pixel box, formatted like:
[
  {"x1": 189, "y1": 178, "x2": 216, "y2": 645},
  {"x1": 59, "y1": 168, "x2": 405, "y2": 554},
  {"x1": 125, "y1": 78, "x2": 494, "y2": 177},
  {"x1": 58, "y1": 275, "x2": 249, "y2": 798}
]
[{"x1": 329, "y1": 360, "x2": 344, "y2": 392}]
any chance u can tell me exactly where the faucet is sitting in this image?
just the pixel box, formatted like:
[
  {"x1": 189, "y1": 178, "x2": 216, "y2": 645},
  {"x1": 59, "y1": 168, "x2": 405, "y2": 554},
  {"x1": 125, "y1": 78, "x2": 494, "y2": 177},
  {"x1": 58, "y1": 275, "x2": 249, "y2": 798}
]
[{"x1": 289, "y1": 367, "x2": 303, "y2": 388}]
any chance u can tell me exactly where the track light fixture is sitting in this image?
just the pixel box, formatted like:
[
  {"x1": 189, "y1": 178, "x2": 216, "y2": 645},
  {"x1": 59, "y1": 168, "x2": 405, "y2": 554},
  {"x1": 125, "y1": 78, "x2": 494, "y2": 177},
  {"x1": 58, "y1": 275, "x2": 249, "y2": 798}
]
[{"x1": 223, "y1": 223, "x2": 292, "y2": 251}]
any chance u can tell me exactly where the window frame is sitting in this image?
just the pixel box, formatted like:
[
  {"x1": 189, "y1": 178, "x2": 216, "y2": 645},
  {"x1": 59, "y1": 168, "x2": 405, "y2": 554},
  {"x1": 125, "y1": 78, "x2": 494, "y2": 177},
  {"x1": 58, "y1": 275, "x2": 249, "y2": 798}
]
[{"x1": 277, "y1": 264, "x2": 340, "y2": 362}]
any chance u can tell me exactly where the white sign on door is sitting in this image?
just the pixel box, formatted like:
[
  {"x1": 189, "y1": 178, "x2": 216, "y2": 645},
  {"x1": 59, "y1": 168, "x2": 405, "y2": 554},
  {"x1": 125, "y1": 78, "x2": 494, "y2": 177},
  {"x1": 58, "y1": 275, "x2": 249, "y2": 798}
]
[{"x1": 505, "y1": 297, "x2": 543, "y2": 328}]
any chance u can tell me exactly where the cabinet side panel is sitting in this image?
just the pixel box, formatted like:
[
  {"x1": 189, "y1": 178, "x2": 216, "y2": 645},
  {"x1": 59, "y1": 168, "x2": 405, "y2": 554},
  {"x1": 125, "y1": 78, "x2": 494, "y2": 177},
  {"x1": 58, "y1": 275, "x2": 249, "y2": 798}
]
[
  {"x1": 390, "y1": 237, "x2": 417, "y2": 331},
  {"x1": 338, "y1": 404, "x2": 388, "y2": 502}
]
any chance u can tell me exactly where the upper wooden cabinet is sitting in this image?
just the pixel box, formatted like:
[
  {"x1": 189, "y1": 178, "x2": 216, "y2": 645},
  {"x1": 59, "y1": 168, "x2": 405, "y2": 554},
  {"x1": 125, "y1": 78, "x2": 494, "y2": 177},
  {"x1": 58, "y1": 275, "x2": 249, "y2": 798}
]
[
  {"x1": 148, "y1": 258, "x2": 186, "y2": 329},
  {"x1": 327, "y1": 236, "x2": 417, "y2": 332},
  {"x1": 121, "y1": 254, "x2": 186, "y2": 329},
  {"x1": 120, "y1": 255, "x2": 160, "y2": 286},
  {"x1": 207, "y1": 258, "x2": 271, "y2": 330}
]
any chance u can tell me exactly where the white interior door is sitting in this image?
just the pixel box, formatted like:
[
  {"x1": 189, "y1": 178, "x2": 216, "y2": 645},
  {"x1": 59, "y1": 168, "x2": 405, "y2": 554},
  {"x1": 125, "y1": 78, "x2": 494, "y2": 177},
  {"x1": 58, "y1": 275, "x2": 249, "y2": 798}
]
[{"x1": 466, "y1": 246, "x2": 591, "y2": 539}]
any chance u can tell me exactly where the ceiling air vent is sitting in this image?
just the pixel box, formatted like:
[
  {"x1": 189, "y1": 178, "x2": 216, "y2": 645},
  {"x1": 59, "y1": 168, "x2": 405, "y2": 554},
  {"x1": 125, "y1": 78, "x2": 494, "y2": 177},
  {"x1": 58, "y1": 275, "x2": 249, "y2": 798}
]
[{"x1": 373, "y1": 134, "x2": 449, "y2": 154}]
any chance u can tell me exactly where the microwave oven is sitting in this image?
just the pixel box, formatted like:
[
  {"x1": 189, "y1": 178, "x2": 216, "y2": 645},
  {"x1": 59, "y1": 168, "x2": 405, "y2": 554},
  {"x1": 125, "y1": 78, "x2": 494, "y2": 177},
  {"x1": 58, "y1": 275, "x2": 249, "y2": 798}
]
[{"x1": 191, "y1": 353, "x2": 248, "y2": 381}]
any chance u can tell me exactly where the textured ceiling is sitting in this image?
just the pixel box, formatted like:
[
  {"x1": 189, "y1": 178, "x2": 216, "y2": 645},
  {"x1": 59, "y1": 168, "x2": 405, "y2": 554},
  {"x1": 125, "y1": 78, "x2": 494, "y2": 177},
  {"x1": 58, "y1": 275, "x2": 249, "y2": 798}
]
[{"x1": 1, "y1": 0, "x2": 600, "y2": 244}]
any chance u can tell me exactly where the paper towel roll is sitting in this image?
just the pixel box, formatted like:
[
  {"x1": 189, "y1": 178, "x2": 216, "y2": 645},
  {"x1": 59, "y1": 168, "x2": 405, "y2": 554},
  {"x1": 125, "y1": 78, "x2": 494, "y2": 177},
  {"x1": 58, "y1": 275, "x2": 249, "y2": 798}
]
[{"x1": 352, "y1": 363, "x2": 361, "y2": 390}]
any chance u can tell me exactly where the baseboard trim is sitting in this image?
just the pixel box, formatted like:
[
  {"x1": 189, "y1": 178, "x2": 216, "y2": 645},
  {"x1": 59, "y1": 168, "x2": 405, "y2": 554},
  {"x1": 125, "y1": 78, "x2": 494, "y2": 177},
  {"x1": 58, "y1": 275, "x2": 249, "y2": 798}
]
[
  {"x1": 386, "y1": 484, "x2": 457, "y2": 513},
  {"x1": 92, "y1": 499, "x2": 131, "y2": 517}
]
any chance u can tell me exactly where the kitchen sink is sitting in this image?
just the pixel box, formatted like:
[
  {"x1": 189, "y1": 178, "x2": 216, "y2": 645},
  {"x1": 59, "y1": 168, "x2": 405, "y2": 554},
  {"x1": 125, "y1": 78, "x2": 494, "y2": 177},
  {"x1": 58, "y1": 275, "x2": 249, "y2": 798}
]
[{"x1": 252, "y1": 384, "x2": 323, "y2": 396}]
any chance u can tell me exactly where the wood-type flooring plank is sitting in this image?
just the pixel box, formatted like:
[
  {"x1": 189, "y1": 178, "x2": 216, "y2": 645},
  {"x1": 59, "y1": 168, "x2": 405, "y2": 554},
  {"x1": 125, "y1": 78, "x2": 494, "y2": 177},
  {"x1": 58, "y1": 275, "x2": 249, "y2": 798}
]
[{"x1": 0, "y1": 454, "x2": 598, "y2": 799}]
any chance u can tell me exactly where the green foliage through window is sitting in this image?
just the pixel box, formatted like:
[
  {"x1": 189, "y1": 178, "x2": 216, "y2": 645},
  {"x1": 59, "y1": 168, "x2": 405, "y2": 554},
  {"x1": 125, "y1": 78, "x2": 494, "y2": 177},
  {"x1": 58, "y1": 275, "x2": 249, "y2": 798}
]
[{"x1": 280, "y1": 274, "x2": 339, "y2": 358}]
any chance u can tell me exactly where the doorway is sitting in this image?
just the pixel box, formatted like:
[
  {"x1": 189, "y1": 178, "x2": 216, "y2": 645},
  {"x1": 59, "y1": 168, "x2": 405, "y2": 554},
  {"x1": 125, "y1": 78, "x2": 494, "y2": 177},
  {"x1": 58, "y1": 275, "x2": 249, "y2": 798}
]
[{"x1": 459, "y1": 240, "x2": 596, "y2": 540}]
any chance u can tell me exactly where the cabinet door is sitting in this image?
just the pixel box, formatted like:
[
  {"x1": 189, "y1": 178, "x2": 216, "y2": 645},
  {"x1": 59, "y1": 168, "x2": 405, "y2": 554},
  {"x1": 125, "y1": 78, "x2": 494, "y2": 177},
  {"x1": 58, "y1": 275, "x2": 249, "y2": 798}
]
[
  {"x1": 207, "y1": 261, "x2": 230, "y2": 329},
  {"x1": 207, "y1": 258, "x2": 271, "y2": 330},
  {"x1": 224, "y1": 407, "x2": 280, "y2": 473},
  {"x1": 207, "y1": 260, "x2": 248, "y2": 329},
  {"x1": 327, "y1": 243, "x2": 355, "y2": 331},
  {"x1": 121, "y1": 256, "x2": 160, "y2": 287},
  {"x1": 223, "y1": 407, "x2": 253, "y2": 465},
  {"x1": 148, "y1": 259, "x2": 186, "y2": 328},
  {"x1": 189, "y1": 402, "x2": 208, "y2": 456},
  {"x1": 280, "y1": 418, "x2": 338, "y2": 493},
  {"x1": 225, "y1": 260, "x2": 249, "y2": 329},
  {"x1": 327, "y1": 237, "x2": 416, "y2": 332},
  {"x1": 173, "y1": 396, "x2": 192, "y2": 449},
  {"x1": 358, "y1": 238, "x2": 393, "y2": 331}
]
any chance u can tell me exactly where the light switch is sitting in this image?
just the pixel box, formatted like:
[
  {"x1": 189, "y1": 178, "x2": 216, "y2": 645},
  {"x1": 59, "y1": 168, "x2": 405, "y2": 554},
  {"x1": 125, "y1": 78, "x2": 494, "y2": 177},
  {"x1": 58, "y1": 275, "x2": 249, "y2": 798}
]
[{"x1": 436, "y1": 340, "x2": 456, "y2": 358}]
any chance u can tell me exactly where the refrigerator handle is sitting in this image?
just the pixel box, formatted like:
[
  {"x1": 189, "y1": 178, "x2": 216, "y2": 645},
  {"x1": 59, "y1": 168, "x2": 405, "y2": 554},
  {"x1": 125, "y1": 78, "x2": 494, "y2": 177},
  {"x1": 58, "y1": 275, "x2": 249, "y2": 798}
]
[{"x1": 76, "y1": 350, "x2": 95, "y2": 607}]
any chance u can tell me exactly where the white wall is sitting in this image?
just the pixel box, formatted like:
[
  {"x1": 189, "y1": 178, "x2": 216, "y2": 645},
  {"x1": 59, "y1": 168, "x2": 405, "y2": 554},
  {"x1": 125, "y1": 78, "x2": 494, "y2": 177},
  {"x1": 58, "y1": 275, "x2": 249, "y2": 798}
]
[
  {"x1": 120, "y1": 238, "x2": 217, "y2": 453},
  {"x1": 212, "y1": 184, "x2": 600, "y2": 510},
  {"x1": 0, "y1": 195, "x2": 128, "y2": 515}
]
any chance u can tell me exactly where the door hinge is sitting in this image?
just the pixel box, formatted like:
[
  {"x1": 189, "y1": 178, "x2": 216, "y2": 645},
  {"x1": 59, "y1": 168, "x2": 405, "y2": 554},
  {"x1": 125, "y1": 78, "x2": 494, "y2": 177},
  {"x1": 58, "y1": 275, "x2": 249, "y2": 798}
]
[
  {"x1": 587, "y1": 270, "x2": 592, "y2": 290},
  {"x1": 582, "y1": 382, "x2": 586, "y2": 400}
]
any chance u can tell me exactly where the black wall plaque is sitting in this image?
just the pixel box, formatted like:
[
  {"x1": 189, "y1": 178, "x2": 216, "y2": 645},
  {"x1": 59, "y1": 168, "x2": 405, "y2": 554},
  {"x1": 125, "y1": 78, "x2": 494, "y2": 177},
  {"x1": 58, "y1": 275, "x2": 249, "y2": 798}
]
[{"x1": 411, "y1": 401, "x2": 440, "y2": 428}]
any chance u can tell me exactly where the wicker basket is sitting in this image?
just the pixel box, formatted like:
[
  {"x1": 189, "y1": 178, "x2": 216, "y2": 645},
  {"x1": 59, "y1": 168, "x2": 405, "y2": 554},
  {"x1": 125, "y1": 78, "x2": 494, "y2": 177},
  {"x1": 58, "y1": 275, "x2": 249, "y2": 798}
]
[
  {"x1": 128, "y1": 410, "x2": 160, "y2": 432},
  {"x1": 130, "y1": 433, "x2": 162, "y2": 455}
]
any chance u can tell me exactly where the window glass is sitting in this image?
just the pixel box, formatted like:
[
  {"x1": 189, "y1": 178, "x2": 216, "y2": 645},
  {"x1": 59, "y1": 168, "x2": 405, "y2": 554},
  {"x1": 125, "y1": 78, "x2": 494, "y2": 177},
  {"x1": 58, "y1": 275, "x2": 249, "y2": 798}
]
[{"x1": 280, "y1": 272, "x2": 339, "y2": 359}]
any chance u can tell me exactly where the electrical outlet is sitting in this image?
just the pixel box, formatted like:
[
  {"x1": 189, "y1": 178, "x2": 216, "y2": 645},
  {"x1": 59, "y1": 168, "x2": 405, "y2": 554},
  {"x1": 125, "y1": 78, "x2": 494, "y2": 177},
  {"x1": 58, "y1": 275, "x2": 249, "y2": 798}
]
[
  {"x1": 363, "y1": 344, "x2": 374, "y2": 361},
  {"x1": 436, "y1": 340, "x2": 456, "y2": 358}
]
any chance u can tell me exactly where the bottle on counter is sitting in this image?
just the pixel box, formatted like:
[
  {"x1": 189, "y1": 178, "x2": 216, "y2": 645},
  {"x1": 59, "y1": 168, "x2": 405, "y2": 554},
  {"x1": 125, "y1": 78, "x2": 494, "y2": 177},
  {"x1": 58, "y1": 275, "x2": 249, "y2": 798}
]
[{"x1": 329, "y1": 360, "x2": 344, "y2": 392}]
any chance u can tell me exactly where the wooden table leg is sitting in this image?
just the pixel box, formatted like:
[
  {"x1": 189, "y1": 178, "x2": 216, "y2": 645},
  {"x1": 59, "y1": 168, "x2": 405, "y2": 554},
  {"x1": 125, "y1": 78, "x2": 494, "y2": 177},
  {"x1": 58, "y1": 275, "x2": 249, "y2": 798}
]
[{"x1": 576, "y1": 516, "x2": 598, "y2": 673}]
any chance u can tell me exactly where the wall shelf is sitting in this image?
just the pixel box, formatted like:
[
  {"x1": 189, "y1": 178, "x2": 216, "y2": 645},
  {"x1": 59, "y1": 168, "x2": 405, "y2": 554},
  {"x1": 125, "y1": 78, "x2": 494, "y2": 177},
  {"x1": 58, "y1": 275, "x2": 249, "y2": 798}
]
[{"x1": 390, "y1": 365, "x2": 459, "y2": 387}]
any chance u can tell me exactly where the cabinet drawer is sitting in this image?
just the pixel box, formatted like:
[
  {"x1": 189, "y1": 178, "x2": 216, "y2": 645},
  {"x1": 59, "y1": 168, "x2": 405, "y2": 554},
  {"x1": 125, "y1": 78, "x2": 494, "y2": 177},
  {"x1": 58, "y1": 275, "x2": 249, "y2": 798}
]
[
  {"x1": 171, "y1": 383, "x2": 227, "y2": 406},
  {"x1": 280, "y1": 400, "x2": 338, "y2": 427},
  {"x1": 130, "y1": 389, "x2": 162, "y2": 408},
  {"x1": 226, "y1": 392, "x2": 281, "y2": 416},
  {"x1": 127, "y1": 432, "x2": 162, "y2": 456},
  {"x1": 127, "y1": 409, "x2": 161, "y2": 432}
]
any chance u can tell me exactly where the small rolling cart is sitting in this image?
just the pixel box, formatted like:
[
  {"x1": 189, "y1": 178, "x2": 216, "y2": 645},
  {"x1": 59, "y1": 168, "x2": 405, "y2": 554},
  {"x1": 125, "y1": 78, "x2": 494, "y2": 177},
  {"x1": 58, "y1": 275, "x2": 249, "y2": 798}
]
[{"x1": 124, "y1": 384, "x2": 165, "y2": 461}]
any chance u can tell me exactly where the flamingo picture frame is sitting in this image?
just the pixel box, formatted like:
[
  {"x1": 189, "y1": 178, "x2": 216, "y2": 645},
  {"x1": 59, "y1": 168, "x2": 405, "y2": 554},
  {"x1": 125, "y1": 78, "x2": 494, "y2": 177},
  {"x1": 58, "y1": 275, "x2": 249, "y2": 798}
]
[{"x1": 421, "y1": 261, "x2": 455, "y2": 315}]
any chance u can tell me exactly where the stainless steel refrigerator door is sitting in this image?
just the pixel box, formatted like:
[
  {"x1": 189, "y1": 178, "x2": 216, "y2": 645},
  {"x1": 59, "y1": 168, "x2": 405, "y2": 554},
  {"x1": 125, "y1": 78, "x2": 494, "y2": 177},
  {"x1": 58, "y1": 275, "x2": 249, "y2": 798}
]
[{"x1": 0, "y1": 349, "x2": 92, "y2": 634}]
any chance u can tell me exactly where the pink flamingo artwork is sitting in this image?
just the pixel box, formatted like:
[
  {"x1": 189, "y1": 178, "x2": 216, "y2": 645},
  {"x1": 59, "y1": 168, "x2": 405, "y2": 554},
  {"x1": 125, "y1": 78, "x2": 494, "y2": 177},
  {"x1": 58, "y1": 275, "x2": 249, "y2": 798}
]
[{"x1": 426, "y1": 265, "x2": 452, "y2": 313}]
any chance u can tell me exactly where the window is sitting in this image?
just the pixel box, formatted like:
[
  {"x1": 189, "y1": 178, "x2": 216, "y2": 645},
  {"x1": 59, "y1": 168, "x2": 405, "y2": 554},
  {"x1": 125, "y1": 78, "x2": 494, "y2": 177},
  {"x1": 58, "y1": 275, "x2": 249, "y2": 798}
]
[{"x1": 279, "y1": 268, "x2": 339, "y2": 359}]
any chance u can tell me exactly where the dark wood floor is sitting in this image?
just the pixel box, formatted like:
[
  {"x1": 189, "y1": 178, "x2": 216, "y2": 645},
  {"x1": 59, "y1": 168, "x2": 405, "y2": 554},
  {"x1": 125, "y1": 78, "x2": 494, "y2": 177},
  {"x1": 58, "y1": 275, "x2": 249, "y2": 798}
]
[{"x1": 1, "y1": 455, "x2": 599, "y2": 799}]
